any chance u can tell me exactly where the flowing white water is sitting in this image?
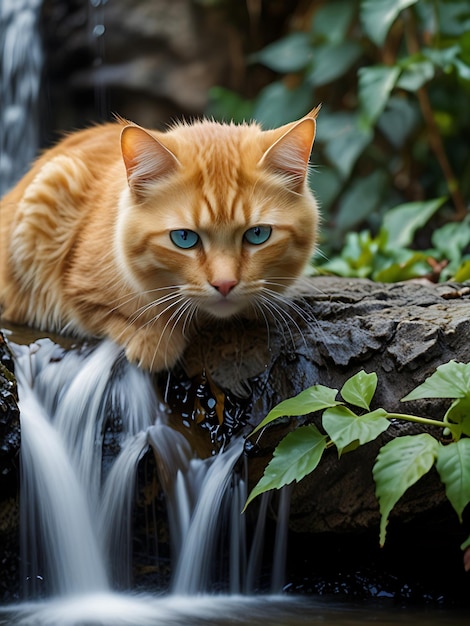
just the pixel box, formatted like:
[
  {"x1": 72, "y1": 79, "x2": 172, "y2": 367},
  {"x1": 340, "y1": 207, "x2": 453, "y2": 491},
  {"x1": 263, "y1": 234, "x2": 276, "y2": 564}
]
[
  {"x1": 4, "y1": 335, "x2": 290, "y2": 622},
  {"x1": 0, "y1": 0, "x2": 43, "y2": 195}
]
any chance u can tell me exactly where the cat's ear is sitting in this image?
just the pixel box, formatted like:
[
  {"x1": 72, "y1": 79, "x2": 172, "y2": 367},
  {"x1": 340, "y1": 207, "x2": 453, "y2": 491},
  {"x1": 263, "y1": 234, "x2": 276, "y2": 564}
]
[
  {"x1": 121, "y1": 125, "x2": 180, "y2": 194},
  {"x1": 259, "y1": 106, "x2": 320, "y2": 192}
]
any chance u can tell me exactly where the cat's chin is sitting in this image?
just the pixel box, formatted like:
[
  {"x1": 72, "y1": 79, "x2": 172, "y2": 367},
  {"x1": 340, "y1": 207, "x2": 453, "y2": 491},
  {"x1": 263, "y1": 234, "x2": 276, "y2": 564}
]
[{"x1": 204, "y1": 298, "x2": 246, "y2": 320}]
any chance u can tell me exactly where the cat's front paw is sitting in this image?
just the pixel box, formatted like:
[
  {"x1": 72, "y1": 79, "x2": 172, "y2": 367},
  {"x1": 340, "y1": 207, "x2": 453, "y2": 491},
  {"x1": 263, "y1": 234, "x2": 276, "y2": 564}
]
[{"x1": 124, "y1": 331, "x2": 186, "y2": 372}]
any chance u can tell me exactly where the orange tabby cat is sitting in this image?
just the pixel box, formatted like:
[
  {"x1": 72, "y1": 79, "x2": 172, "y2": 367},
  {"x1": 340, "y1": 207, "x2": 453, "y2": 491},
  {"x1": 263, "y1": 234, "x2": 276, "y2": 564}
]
[{"x1": 0, "y1": 108, "x2": 320, "y2": 371}]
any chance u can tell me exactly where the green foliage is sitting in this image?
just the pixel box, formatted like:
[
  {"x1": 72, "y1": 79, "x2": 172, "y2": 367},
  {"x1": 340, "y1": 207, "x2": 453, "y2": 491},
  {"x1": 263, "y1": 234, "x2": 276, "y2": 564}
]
[
  {"x1": 207, "y1": 0, "x2": 470, "y2": 282},
  {"x1": 245, "y1": 362, "x2": 470, "y2": 549}
]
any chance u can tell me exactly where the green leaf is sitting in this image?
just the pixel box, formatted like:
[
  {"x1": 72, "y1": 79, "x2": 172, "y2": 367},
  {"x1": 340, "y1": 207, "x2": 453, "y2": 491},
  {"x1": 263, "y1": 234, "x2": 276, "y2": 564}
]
[
  {"x1": 397, "y1": 59, "x2": 435, "y2": 91},
  {"x1": 306, "y1": 41, "x2": 362, "y2": 87},
  {"x1": 244, "y1": 425, "x2": 327, "y2": 509},
  {"x1": 381, "y1": 198, "x2": 446, "y2": 248},
  {"x1": 321, "y1": 113, "x2": 373, "y2": 179},
  {"x1": 251, "y1": 385, "x2": 340, "y2": 435},
  {"x1": 444, "y1": 398, "x2": 470, "y2": 437},
  {"x1": 251, "y1": 33, "x2": 312, "y2": 73},
  {"x1": 359, "y1": 65, "x2": 401, "y2": 126},
  {"x1": 436, "y1": 439, "x2": 470, "y2": 521},
  {"x1": 310, "y1": 0, "x2": 356, "y2": 44},
  {"x1": 402, "y1": 361, "x2": 470, "y2": 402},
  {"x1": 323, "y1": 406, "x2": 390, "y2": 454},
  {"x1": 461, "y1": 535, "x2": 470, "y2": 551},
  {"x1": 372, "y1": 251, "x2": 432, "y2": 282},
  {"x1": 360, "y1": 0, "x2": 418, "y2": 47},
  {"x1": 373, "y1": 433, "x2": 439, "y2": 545},
  {"x1": 252, "y1": 81, "x2": 314, "y2": 129},
  {"x1": 453, "y1": 259, "x2": 470, "y2": 282},
  {"x1": 341, "y1": 370, "x2": 378, "y2": 410},
  {"x1": 377, "y1": 96, "x2": 420, "y2": 149},
  {"x1": 335, "y1": 171, "x2": 388, "y2": 234}
]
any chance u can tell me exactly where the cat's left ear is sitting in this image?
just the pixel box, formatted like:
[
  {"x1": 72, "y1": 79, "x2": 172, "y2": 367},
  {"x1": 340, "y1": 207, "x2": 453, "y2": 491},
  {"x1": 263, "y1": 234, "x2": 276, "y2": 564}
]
[
  {"x1": 259, "y1": 106, "x2": 320, "y2": 192},
  {"x1": 121, "y1": 125, "x2": 180, "y2": 195}
]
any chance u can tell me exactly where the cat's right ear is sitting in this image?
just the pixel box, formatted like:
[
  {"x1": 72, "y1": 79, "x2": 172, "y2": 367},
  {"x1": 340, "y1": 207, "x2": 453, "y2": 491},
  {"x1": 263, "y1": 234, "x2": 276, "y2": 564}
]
[{"x1": 121, "y1": 126, "x2": 180, "y2": 195}]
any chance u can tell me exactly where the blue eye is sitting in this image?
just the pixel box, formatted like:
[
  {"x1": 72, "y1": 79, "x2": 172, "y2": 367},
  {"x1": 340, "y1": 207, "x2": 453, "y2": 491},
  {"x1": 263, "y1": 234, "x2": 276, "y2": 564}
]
[
  {"x1": 170, "y1": 229, "x2": 200, "y2": 249},
  {"x1": 244, "y1": 225, "x2": 272, "y2": 245}
]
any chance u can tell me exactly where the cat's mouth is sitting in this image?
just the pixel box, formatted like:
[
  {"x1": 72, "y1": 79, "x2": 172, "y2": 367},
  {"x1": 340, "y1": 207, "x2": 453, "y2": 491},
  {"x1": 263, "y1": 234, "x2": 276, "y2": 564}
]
[{"x1": 203, "y1": 295, "x2": 248, "y2": 319}]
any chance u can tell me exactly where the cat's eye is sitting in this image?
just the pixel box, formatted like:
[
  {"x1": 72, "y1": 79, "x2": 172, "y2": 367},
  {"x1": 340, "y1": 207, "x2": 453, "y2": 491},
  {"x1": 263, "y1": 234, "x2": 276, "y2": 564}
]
[
  {"x1": 244, "y1": 225, "x2": 272, "y2": 246},
  {"x1": 170, "y1": 229, "x2": 200, "y2": 249}
]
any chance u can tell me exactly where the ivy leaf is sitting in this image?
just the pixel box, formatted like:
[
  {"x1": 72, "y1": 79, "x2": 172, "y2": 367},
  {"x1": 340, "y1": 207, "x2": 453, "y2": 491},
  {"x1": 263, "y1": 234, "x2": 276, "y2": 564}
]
[
  {"x1": 360, "y1": 0, "x2": 418, "y2": 47},
  {"x1": 244, "y1": 425, "x2": 327, "y2": 509},
  {"x1": 341, "y1": 370, "x2": 378, "y2": 410},
  {"x1": 306, "y1": 41, "x2": 362, "y2": 87},
  {"x1": 373, "y1": 433, "x2": 439, "y2": 545},
  {"x1": 251, "y1": 33, "x2": 312, "y2": 73},
  {"x1": 397, "y1": 59, "x2": 435, "y2": 91},
  {"x1": 436, "y1": 440, "x2": 470, "y2": 522},
  {"x1": 358, "y1": 65, "x2": 401, "y2": 125},
  {"x1": 402, "y1": 361, "x2": 470, "y2": 402},
  {"x1": 252, "y1": 81, "x2": 314, "y2": 129},
  {"x1": 250, "y1": 385, "x2": 340, "y2": 436},
  {"x1": 381, "y1": 197, "x2": 446, "y2": 248},
  {"x1": 322, "y1": 113, "x2": 373, "y2": 180},
  {"x1": 323, "y1": 406, "x2": 390, "y2": 455}
]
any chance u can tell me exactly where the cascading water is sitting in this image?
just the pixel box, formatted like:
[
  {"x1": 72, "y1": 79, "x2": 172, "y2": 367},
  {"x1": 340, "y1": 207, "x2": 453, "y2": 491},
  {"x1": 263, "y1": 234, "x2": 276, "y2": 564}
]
[
  {"x1": 0, "y1": 0, "x2": 43, "y2": 195},
  {"x1": 0, "y1": 336, "x2": 293, "y2": 624}
]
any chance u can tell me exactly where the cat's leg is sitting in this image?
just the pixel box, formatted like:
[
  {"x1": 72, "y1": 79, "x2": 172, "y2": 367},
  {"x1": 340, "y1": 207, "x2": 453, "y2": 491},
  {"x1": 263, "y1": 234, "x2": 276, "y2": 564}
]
[{"x1": 118, "y1": 322, "x2": 188, "y2": 372}]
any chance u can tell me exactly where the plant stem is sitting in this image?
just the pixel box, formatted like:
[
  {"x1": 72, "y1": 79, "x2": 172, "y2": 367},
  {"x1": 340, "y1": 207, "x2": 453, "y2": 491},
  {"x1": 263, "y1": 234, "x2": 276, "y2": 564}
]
[
  {"x1": 386, "y1": 412, "x2": 449, "y2": 430},
  {"x1": 404, "y1": 9, "x2": 467, "y2": 221}
]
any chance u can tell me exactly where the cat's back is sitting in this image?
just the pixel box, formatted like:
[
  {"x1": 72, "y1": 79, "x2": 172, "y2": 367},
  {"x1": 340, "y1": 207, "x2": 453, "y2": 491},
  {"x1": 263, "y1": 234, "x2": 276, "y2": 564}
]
[{"x1": 0, "y1": 123, "x2": 124, "y2": 309}]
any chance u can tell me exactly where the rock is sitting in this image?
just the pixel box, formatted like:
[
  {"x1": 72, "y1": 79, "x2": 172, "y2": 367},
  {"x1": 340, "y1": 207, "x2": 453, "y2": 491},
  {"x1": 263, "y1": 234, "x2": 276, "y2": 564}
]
[
  {"x1": 180, "y1": 277, "x2": 470, "y2": 534},
  {"x1": 0, "y1": 332, "x2": 20, "y2": 601}
]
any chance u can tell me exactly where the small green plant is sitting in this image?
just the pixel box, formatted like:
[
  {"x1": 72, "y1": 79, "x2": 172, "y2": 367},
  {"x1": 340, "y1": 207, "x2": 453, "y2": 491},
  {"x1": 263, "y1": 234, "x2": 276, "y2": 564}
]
[{"x1": 244, "y1": 361, "x2": 470, "y2": 549}]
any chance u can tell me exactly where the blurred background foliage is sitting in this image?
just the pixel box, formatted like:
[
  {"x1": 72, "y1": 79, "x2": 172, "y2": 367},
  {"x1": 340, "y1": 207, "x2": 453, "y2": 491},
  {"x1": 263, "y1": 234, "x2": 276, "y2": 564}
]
[{"x1": 206, "y1": 0, "x2": 470, "y2": 282}]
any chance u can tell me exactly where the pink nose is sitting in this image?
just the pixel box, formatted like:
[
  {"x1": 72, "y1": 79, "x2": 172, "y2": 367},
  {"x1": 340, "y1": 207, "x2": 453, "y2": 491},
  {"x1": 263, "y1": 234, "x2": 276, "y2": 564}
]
[{"x1": 211, "y1": 279, "x2": 238, "y2": 297}]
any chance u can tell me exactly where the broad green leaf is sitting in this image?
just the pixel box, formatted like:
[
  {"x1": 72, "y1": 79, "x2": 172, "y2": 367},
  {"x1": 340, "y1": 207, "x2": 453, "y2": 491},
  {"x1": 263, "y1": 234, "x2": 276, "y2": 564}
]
[
  {"x1": 244, "y1": 425, "x2": 327, "y2": 509},
  {"x1": 381, "y1": 198, "x2": 446, "y2": 248},
  {"x1": 445, "y1": 398, "x2": 470, "y2": 437},
  {"x1": 377, "y1": 96, "x2": 420, "y2": 149},
  {"x1": 358, "y1": 65, "x2": 401, "y2": 125},
  {"x1": 335, "y1": 171, "x2": 387, "y2": 234},
  {"x1": 397, "y1": 60, "x2": 435, "y2": 91},
  {"x1": 453, "y1": 259, "x2": 470, "y2": 282},
  {"x1": 308, "y1": 166, "x2": 342, "y2": 213},
  {"x1": 431, "y1": 216, "x2": 470, "y2": 265},
  {"x1": 436, "y1": 439, "x2": 470, "y2": 521},
  {"x1": 252, "y1": 81, "x2": 314, "y2": 129},
  {"x1": 322, "y1": 114, "x2": 373, "y2": 179},
  {"x1": 341, "y1": 370, "x2": 378, "y2": 410},
  {"x1": 372, "y1": 251, "x2": 432, "y2": 282},
  {"x1": 251, "y1": 385, "x2": 340, "y2": 435},
  {"x1": 373, "y1": 433, "x2": 439, "y2": 545},
  {"x1": 323, "y1": 406, "x2": 390, "y2": 454},
  {"x1": 251, "y1": 33, "x2": 312, "y2": 73},
  {"x1": 307, "y1": 41, "x2": 362, "y2": 87},
  {"x1": 310, "y1": 0, "x2": 356, "y2": 44},
  {"x1": 402, "y1": 361, "x2": 470, "y2": 402},
  {"x1": 360, "y1": 0, "x2": 418, "y2": 47},
  {"x1": 461, "y1": 535, "x2": 470, "y2": 551}
]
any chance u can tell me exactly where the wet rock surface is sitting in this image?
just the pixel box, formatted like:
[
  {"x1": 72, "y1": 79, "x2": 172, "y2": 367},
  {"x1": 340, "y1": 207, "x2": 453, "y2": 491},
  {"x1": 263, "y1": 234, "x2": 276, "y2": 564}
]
[
  {"x1": 0, "y1": 333, "x2": 20, "y2": 601},
  {"x1": 1, "y1": 277, "x2": 470, "y2": 603}
]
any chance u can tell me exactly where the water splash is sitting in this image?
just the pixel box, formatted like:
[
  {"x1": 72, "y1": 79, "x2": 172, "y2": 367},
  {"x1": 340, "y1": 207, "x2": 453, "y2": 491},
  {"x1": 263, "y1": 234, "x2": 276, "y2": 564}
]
[{"x1": 0, "y1": 0, "x2": 43, "y2": 195}]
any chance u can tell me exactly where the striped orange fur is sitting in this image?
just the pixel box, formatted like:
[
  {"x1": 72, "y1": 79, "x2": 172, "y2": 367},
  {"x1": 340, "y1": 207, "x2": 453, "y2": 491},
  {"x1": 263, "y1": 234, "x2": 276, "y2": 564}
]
[{"x1": 0, "y1": 109, "x2": 320, "y2": 371}]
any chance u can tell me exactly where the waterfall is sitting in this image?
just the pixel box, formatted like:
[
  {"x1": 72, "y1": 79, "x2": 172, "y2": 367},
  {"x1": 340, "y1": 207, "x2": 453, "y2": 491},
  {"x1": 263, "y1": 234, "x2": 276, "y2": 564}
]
[
  {"x1": 0, "y1": 0, "x2": 43, "y2": 195},
  {"x1": 0, "y1": 335, "x2": 293, "y2": 623}
]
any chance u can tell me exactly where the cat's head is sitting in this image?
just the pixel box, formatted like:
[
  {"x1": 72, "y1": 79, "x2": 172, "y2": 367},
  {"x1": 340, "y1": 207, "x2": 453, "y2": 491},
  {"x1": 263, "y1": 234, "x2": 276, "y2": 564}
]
[{"x1": 116, "y1": 108, "x2": 320, "y2": 321}]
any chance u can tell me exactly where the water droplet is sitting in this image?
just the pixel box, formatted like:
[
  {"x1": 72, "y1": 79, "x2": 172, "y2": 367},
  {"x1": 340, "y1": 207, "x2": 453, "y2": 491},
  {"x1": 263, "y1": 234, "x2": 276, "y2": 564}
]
[{"x1": 93, "y1": 24, "x2": 105, "y2": 37}]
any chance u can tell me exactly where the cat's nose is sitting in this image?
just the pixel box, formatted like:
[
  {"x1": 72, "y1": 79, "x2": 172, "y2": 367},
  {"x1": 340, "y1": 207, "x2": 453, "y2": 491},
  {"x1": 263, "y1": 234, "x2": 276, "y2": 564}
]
[{"x1": 211, "y1": 279, "x2": 238, "y2": 297}]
